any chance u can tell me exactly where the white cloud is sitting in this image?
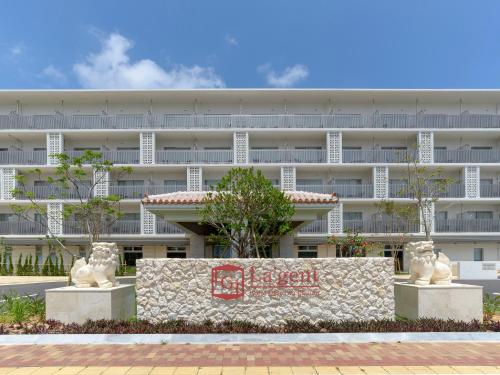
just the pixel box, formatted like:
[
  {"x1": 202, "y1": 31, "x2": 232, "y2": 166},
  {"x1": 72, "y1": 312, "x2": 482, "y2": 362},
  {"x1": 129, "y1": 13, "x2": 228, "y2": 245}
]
[
  {"x1": 225, "y1": 34, "x2": 238, "y2": 46},
  {"x1": 4, "y1": 43, "x2": 25, "y2": 60},
  {"x1": 74, "y1": 32, "x2": 225, "y2": 89},
  {"x1": 258, "y1": 63, "x2": 309, "y2": 87},
  {"x1": 41, "y1": 64, "x2": 67, "y2": 82}
]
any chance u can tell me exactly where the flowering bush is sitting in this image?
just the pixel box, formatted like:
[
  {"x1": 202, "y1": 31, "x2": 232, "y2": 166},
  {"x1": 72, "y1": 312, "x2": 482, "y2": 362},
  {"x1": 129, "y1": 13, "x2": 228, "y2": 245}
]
[{"x1": 328, "y1": 231, "x2": 382, "y2": 257}]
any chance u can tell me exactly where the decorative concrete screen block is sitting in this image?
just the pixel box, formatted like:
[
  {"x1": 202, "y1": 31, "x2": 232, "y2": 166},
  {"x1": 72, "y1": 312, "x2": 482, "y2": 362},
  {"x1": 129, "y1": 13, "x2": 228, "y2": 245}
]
[
  {"x1": 281, "y1": 167, "x2": 296, "y2": 191},
  {"x1": 420, "y1": 202, "x2": 434, "y2": 233},
  {"x1": 394, "y1": 282, "x2": 483, "y2": 322},
  {"x1": 418, "y1": 131, "x2": 433, "y2": 163},
  {"x1": 47, "y1": 132, "x2": 64, "y2": 165},
  {"x1": 373, "y1": 166, "x2": 388, "y2": 199},
  {"x1": 136, "y1": 258, "x2": 395, "y2": 325},
  {"x1": 327, "y1": 131, "x2": 342, "y2": 163},
  {"x1": 465, "y1": 166, "x2": 480, "y2": 198},
  {"x1": 233, "y1": 132, "x2": 249, "y2": 164},
  {"x1": 46, "y1": 284, "x2": 135, "y2": 324},
  {"x1": 140, "y1": 132, "x2": 155, "y2": 164},
  {"x1": 187, "y1": 167, "x2": 202, "y2": 192},
  {"x1": 93, "y1": 170, "x2": 109, "y2": 197},
  {"x1": 141, "y1": 205, "x2": 156, "y2": 235},
  {"x1": 47, "y1": 202, "x2": 63, "y2": 236},
  {"x1": 328, "y1": 203, "x2": 343, "y2": 234},
  {"x1": 0, "y1": 168, "x2": 16, "y2": 200}
]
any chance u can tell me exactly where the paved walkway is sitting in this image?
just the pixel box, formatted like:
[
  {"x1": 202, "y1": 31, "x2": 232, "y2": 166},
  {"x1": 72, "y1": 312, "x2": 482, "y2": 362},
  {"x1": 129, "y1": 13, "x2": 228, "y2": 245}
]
[{"x1": 0, "y1": 343, "x2": 498, "y2": 373}]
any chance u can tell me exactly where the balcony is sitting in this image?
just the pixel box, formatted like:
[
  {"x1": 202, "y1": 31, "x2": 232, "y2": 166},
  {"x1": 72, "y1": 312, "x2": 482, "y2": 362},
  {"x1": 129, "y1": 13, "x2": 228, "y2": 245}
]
[
  {"x1": 296, "y1": 184, "x2": 373, "y2": 198},
  {"x1": 0, "y1": 220, "x2": 45, "y2": 235},
  {"x1": 155, "y1": 150, "x2": 233, "y2": 164},
  {"x1": 66, "y1": 150, "x2": 140, "y2": 164},
  {"x1": 299, "y1": 219, "x2": 328, "y2": 233},
  {"x1": 109, "y1": 183, "x2": 188, "y2": 198},
  {"x1": 0, "y1": 151, "x2": 47, "y2": 165},
  {"x1": 480, "y1": 184, "x2": 500, "y2": 198},
  {"x1": 434, "y1": 149, "x2": 500, "y2": 163},
  {"x1": 63, "y1": 220, "x2": 141, "y2": 235},
  {"x1": 388, "y1": 184, "x2": 465, "y2": 198},
  {"x1": 435, "y1": 219, "x2": 500, "y2": 232},
  {"x1": 343, "y1": 150, "x2": 416, "y2": 163},
  {"x1": 1, "y1": 112, "x2": 500, "y2": 130},
  {"x1": 17, "y1": 185, "x2": 91, "y2": 200},
  {"x1": 156, "y1": 221, "x2": 184, "y2": 234},
  {"x1": 343, "y1": 219, "x2": 420, "y2": 233},
  {"x1": 249, "y1": 149, "x2": 327, "y2": 163}
]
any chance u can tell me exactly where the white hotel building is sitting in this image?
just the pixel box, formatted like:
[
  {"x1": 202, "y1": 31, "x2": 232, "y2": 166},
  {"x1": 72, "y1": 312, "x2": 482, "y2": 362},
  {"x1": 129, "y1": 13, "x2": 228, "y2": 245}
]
[{"x1": 0, "y1": 89, "x2": 499, "y2": 270}]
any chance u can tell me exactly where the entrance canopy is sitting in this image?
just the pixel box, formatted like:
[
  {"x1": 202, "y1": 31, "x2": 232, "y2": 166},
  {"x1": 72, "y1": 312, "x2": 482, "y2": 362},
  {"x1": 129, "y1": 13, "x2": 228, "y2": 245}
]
[{"x1": 142, "y1": 191, "x2": 339, "y2": 235}]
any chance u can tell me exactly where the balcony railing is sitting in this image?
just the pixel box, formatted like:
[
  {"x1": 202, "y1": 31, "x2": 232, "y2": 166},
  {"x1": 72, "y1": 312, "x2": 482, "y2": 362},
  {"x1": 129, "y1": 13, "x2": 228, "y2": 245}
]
[
  {"x1": 155, "y1": 150, "x2": 233, "y2": 164},
  {"x1": 0, "y1": 221, "x2": 45, "y2": 235},
  {"x1": 299, "y1": 219, "x2": 328, "y2": 233},
  {"x1": 109, "y1": 183, "x2": 188, "y2": 198},
  {"x1": 17, "y1": 185, "x2": 91, "y2": 200},
  {"x1": 343, "y1": 219, "x2": 420, "y2": 233},
  {"x1": 249, "y1": 149, "x2": 327, "y2": 163},
  {"x1": 480, "y1": 184, "x2": 500, "y2": 197},
  {"x1": 388, "y1": 184, "x2": 465, "y2": 198},
  {"x1": 434, "y1": 149, "x2": 500, "y2": 163},
  {"x1": 64, "y1": 220, "x2": 141, "y2": 235},
  {"x1": 435, "y1": 219, "x2": 500, "y2": 232},
  {"x1": 295, "y1": 184, "x2": 373, "y2": 198},
  {"x1": 156, "y1": 220, "x2": 184, "y2": 234},
  {"x1": 343, "y1": 150, "x2": 416, "y2": 163},
  {"x1": 1, "y1": 112, "x2": 500, "y2": 130},
  {"x1": 0, "y1": 151, "x2": 47, "y2": 165},
  {"x1": 66, "y1": 150, "x2": 140, "y2": 164}
]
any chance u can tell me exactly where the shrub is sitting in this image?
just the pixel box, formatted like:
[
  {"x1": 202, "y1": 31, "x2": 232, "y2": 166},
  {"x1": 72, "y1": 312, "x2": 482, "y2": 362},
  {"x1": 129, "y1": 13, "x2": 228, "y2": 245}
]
[
  {"x1": 0, "y1": 292, "x2": 45, "y2": 324},
  {"x1": 33, "y1": 256, "x2": 39, "y2": 276},
  {"x1": 7, "y1": 254, "x2": 13, "y2": 275},
  {"x1": 483, "y1": 294, "x2": 500, "y2": 322},
  {"x1": 41, "y1": 258, "x2": 49, "y2": 276},
  {"x1": 16, "y1": 254, "x2": 23, "y2": 276},
  {"x1": 58, "y1": 253, "x2": 65, "y2": 276}
]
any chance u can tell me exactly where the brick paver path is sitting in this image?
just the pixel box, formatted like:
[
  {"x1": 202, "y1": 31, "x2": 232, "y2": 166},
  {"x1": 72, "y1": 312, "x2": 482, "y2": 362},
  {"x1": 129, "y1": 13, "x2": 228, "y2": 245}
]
[{"x1": 0, "y1": 343, "x2": 498, "y2": 368}]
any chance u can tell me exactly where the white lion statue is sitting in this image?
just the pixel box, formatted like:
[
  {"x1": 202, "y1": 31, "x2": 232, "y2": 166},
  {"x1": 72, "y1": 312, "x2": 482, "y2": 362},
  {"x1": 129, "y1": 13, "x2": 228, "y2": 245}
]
[
  {"x1": 71, "y1": 242, "x2": 120, "y2": 288},
  {"x1": 407, "y1": 241, "x2": 452, "y2": 285}
]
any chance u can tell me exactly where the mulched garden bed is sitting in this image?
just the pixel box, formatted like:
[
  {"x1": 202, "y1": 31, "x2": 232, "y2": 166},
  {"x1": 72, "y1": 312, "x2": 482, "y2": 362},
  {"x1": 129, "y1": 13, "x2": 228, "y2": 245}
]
[{"x1": 1, "y1": 318, "x2": 499, "y2": 334}]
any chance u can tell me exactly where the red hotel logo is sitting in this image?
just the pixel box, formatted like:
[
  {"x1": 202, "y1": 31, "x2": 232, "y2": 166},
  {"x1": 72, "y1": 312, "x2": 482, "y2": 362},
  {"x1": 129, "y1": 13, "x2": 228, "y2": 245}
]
[{"x1": 211, "y1": 264, "x2": 245, "y2": 300}]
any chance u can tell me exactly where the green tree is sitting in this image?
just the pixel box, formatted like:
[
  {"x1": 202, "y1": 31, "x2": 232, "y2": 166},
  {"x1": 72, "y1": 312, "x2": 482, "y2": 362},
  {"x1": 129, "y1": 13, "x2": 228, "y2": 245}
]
[
  {"x1": 16, "y1": 254, "x2": 23, "y2": 276},
  {"x1": 7, "y1": 255, "x2": 13, "y2": 275},
  {"x1": 328, "y1": 230, "x2": 382, "y2": 257},
  {"x1": 27, "y1": 254, "x2": 33, "y2": 275},
  {"x1": 199, "y1": 167, "x2": 295, "y2": 258},
  {"x1": 33, "y1": 255, "x2": 39, "y2": 276}
]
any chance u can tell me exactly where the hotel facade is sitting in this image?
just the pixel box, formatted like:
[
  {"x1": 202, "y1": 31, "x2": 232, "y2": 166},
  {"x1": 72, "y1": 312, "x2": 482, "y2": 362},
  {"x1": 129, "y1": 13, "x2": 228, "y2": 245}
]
[{"x1": 0, "y1": 89, "x2": 499, "y2": 270}]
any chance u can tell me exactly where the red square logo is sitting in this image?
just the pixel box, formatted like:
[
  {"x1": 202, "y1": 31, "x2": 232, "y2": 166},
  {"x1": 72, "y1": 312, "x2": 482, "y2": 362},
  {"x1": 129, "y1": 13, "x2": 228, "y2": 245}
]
[{"x1": 211, "y1": 264, "x2": 245, "y2": 300}]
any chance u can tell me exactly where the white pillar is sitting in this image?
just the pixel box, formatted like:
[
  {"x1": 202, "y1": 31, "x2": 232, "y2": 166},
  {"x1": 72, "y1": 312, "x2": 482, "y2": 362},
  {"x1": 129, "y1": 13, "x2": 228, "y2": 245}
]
[
  {"x1": 418, "y1": 131, "x2": 434, "y2": 164},
  {"x1": 328, "y1": 203, "x2": 343, "y2": 234},
  {"x1": 0, "y1": 168, "x2": 16, "y2": 200},
  {"x1": 233, "y1": 132, "x2": 249, "y2": 164},
  {"x1": 141, "y1": 205, "x2": 156, "y2": 235},
  {"x1": 47, "y1": 202, "x2": 63, "y2": 236},
  {"x1": 46, "y1": 133, "x2": 64, "y2": 165},
  {"x1": 281, "y1": 167, "x2": 296, "y2": 191},
  {"x1": 373, "y1": 166, "x2": 388, "y2": 199},
  {"x1": 465, "y1": 166, "x2": 480, "y2": 198},
  {"x1": 140, "y1": 132, "x2": 155, "y2": 165},
  {"x1": 187, "y1": 167, "x2": 202, "y2": 191},
  {"x1": 189, "y1": 234, "x2": 205, "y2": 258},
  {"x1": 93, "y1": 170, "x2": 109, "y2": 197},
  {"x1": 327, "y1": 131, "x2": 342, "y2": 163}
]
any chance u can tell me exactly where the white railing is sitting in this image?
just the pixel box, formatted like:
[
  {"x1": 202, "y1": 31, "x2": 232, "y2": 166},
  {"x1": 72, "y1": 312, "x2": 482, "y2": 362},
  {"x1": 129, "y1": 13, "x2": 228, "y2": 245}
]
[
  {"x1": 249, "y1": 149, "x2": 327, "y2": 163},
  {"x1": 343, "y1": 150, "x2": 416, "y2": 163},
  {"x1": 388, "y1": 183, "x2": 465, "y2": 198},
  {"x1": 155, "y1": 150, "x2": 233, "y2": 164},
  {"x1": 0, "y1": 150, "x2": 46, "y2": 165},
  {"x1": 0, "y1": 221, "x2": 45, "y2": 235},
  {"x1": 295, "y1": 184, "x2": 373, "y2": 198},
  {"x1": 435, "y1": 219, "x2": 500, "y2": 232},
  {"x1": 434, "y1": 149, "x2": 500, "y2": 163},
  {"x1": 66, "y1": 150, "x2": 140, "y2": 164},
  {"x1": 480, "y1": 184, "x2": 500, "y2": 197}
]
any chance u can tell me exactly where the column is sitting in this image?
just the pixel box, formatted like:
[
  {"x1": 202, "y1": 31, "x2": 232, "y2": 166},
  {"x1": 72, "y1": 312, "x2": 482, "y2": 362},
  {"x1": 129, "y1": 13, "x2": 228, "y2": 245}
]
[
  {"x1": 46, "y1": 133, "x2": 64, "y2": 165},
  {"x1": 93, "y1": 170, "x2": 109, "y2": 197},
  {"x1": 279, "y1": 234, "x2": 294, "y2": 258},
  {"x1": 0, "y1": 168, "x2": 16, "y2": 200},
  {"x1": 465, "y1": 166, "x2": 480, "y2": 198},
  {"x1": 420, "y1": 202, "x2": 435, "y2": 234},
  {"x1": 418, "y1": 131, "x2": 434, "y2": 164},
  {"x1": 373, "y1": 166, "x2": 388, "y2": 199},
  {"x1": 141, "y1": 204, "x2": 156, "y2": 235},
  {"x1": 189, "y1": 234, "x2": 205, "y2": 258},
  {"x1": 328, "y1": 203, "x2": 343, "y2": 234},
  {"x1": 281, "y1": 166, "x2": 296, "y2": 191},
  {"x1": 140, "y1": 132, "x2": 155, "y2": 165},
  {"x1": 327, "y1": 131, "x2": 342, "y2": 163},
  {"x1": 233, "y1": 132, "x2": 249, "y2": 164},
  {"x1": 187, "y1": 167, "x2": 202, "y2": 191},
  {"x1": 47, "y1": 202, "x2": 63, "y2": 236}
]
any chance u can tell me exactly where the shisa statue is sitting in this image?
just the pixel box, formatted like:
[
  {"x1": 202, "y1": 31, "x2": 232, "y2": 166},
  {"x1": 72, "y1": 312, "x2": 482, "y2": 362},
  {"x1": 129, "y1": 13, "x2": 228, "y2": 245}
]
[
  {"x1": 71, "y1": 242, "x2": 120, "y2": 288},
  {"x1": 407, "y1": 241, "x2": 452, "y2": 285}
]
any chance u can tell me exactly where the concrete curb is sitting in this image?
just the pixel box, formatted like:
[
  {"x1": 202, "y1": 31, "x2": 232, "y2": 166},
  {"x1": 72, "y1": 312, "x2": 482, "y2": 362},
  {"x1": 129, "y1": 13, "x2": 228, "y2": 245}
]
[{"x1": 0, "y1": 332, "x2": 499, "y2": 345}]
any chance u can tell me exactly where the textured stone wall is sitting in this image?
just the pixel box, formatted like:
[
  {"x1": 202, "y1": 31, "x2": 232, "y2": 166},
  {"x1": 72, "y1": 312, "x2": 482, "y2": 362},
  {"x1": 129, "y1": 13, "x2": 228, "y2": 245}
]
[{"x1": 136, "y1": 258, "x2": 394, "y2": 325}]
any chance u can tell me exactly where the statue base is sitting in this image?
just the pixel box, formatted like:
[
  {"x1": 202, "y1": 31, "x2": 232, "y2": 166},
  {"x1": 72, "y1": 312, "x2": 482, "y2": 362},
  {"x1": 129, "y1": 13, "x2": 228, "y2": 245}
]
[
  {"x1": 395, "y1": 282, "x2": 483, "y2": 322},
  {"x1": 46, "y1": 284, "x2": 135, "y2": 324}
]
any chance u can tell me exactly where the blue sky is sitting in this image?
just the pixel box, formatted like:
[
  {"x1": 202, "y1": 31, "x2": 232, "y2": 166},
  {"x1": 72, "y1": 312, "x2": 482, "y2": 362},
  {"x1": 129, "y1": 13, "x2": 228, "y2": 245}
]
[{"x1": 0, "y1": 0, "x2": 499, "y2": 89}]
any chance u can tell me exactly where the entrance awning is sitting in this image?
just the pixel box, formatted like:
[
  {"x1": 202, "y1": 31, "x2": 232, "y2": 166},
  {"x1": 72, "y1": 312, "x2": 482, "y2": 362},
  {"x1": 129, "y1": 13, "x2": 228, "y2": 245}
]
[{"x1": 142, "y1": 191, "x2": 338, "y2": 235}]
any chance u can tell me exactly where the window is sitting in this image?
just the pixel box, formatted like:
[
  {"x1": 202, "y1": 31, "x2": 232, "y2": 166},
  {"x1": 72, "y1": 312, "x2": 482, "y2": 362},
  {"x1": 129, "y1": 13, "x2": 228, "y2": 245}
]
[
  {"x1": 0, "y1": 148, "x2": 8, "y2": 152},
  {"x1": 462, "y1": 211, "x2": 493, "y2": 220},
  {"x1": 480, "y1": 179, "x2": 493, "y2": 185},
  {"x1": 33, "y1": 147, "x2": 46, "y2": 152},
  {"x1": 471, "y1": 146, "x2": 492, "y2": 150},
  {"x1": 251, "y1": 146, "x2": 278, "y2": 150},
  {"x1": 295, "y1": 146, "x2": 322, "y2": 150},
  {"x1": 167, "y1": 246, "x2": 187, "y2": 258},
  {"x1": 343, "y1": 212, "x2": 362, "y2": 221},
  {"x1": 334, "y1": 179, "x2": 362, "y2": 185},
  {"x1": 343, "y1": 146, "x2": 362, "y2": 150},
  {"x1": 117, "y1": 180, "x2": 144, "y2": 187},
  {"x1": 0, "y1": 214, "x2": 14, "y2": 222},
  {"x1": 34, "y1": 180, "x2": 49, "y2": 186},
  {"x1": 436, "y1": 211, "x2": 448, "y2": 220},
  {"x1": 121, "y1": 213, "x2": 140, "y2": 221},
  {"x1": 73, "y1": 147, "x2": 100, "y2": 151},
  {"x1": 123, "y1": 246, "x2": 143, "y2": 266},
  {"x1": 381, "y1": 146, "x2": 407, "y2": 150},
  {"x1": 117, "y1": 147, "x2": 139, "y2": 151},
  {"x1": 204, "y1": 147, "x2": 231, "y2": 150},
  {"x1": 204, "y1": 179, "x2": 221, "y2": 187},
  {"x1": 34, "y1": 213, "x2": 44, "y2": 224},
  {"x1": 298, "y1": 245, "x2": 318, "y2": 258},
  {"x1": 78, "y1": 246, "x2": 87, "y2": 259},
  {"x1": 474, "y1": 248, "x2": 484, "y2": 261},
  {"x1": 213, "y1": 245, "x2": 232, "y2": 258},
  {"x1": 35, "y1": 246, "x2": 43, "y2": 264},
  {"x1": 297, "y1": 179, "x2": 322, "y2": 185},
  {"x1": 434, "y1": 146, "x2": 447, "y2": 150},
  {"x1": 164, "y1": 146, "x2": 190, "y2": 150}
]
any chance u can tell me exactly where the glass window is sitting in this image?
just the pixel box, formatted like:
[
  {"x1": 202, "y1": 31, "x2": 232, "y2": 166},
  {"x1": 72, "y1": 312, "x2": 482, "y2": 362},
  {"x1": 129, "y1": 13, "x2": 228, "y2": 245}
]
[
  {"x1": 334, "y1": 179, "x2": 362, "y2": 185},
  {"x1": 213, "y1": 245, "x2": 231, "y2": 258},
  {"x1": 343, "y1": 212, "x2": 362, "y2": 221},
  {"x1": 480, "y1": 179, "x2": 493, "y2": 185},
  {"x1": 204, "y1": 147, "x2": 231, "y2": 150},
  {"x1": 471, "y1": 146, "x2": 492, "y2": 150},
  {"x1": 435, "y1": 211, "x2": 448, "y2": 220},
  {"x1": 123, "y1": 246, "x2": 143, "y2": 266},
  {"x1": 164, "y1": 147, "x2": 190, "y2": 150},
  {"x1": 73, "y1": 147, "x2": 100, "y2": 151},
  {"x1": 343, "y1": 146, "x2": 362, "y2": 150},
  {"x1": 78, "y1": 246, "x2": 87, "y2": 259},
  {"x1": 381, "y1": 146, "x2": 407, "y2": 150},
  {"x1": 167, "y1": 246, "x2": 187, "y2": 258},
  {"x1": 33, "y1": 147, "x2": 46, "y2": 152},
  {"x1": 295, "y1": 146, "x2": 322, "y2": 150},
  {"x1": 117, "y1": 147, "x2": 139, "y2": 151},
  {"x1": 298, "y1": 245, "x2": 318, "y2": 258},
  {"x1": 117, "y1": 180, "x2": 144, "y2": 186},
  {"x1": 474, "y1": 248, "x2": 484, "y2": 261},
  {"x1": 121, "y1": 213, "x2": 140, "y2": 221},
  {"x1": 35, "y1": 246, "x2": 43, "y2": 263}
]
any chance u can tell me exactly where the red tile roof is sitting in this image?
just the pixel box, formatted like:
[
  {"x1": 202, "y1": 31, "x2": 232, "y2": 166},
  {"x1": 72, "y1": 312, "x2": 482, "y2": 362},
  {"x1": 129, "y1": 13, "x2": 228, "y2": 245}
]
[{"x1": 142, "y1": 190, "x2": 338, "y2": 205}]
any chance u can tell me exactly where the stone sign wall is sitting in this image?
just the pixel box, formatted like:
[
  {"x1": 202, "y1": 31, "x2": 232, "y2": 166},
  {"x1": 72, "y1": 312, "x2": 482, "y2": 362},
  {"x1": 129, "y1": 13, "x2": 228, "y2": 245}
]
[{"x1": 136, "y1": 258, "x2": 394, "y2": 325}]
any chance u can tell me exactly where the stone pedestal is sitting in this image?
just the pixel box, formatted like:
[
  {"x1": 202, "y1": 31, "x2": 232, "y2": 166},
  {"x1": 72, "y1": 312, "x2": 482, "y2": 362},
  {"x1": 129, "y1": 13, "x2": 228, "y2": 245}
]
[
  {"x1": 395, "y1": 282, "x2": 483, "y2": 322},
  {"x1": 46, "y1": 284, "x2": 135, "y2": 324}
]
